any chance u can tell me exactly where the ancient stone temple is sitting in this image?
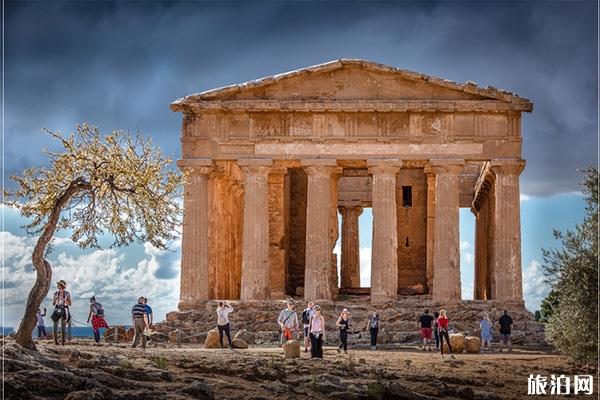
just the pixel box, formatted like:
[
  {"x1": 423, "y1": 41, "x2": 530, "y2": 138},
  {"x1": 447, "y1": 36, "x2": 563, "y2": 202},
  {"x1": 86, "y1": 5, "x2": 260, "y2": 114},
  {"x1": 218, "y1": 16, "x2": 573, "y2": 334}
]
[{"x1": 171, "y1": 59, "x2": 532, "y2": 309}]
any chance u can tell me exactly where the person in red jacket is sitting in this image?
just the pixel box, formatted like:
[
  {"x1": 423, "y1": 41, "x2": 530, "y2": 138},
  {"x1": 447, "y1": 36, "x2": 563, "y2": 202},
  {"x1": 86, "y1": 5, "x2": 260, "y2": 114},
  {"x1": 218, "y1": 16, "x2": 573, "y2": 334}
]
[{"x1": 437, "y1": 309, "x2": 456, "y2": 359}]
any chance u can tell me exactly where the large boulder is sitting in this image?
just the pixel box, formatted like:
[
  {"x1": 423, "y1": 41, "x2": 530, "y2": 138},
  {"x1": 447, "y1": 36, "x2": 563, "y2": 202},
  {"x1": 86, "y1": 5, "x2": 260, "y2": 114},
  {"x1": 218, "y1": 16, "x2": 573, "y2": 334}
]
[
  {"x1": 233, "y1": 329, "x2": 255, "y2": 344},
  {"x1": 232, "y1": 339, "x2": 248, "y2": 349},
  {"x1": 204, "y1": 329, "x2": 221, "y2": 349},
  {"x1": 442, "y1": 333, "x2": 465, "y2": 354},
  {"x1": 282, "y1": 339, "x2": 301, "y2": 358},
  {"x1": 464, "y1": 336, "x2": 481, "y2": 353}
]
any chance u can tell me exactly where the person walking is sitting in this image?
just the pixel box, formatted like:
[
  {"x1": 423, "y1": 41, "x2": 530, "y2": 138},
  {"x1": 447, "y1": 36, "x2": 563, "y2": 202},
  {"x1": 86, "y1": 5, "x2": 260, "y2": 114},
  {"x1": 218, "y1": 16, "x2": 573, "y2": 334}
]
[
  {"x1": 51, "y1": 280, "x2": 71, "y2": 345},
  {"x1": 309, "y1": 305, "x2": 325, "y2": 358},
  {"x1": 87, "y1": 296, "x2": 109, "y2": 344},
  {"x1": 480, "y1": 312, "x2": 493, "y2": 352},
  {"x1": 498, "y1": 310, "x2": 513, "y2": 353},
  {"x1": 36, "y1": 308, "x2": 47, "y2": 339},
  {"x1": 336, "y1": 308, "x2": 351, "y2": 354},
  {"x1": 418, "y1": 309, "x2": 434, "y2": 351},
  {"x1": 301, "y1": 302, "x2": 315, "y2": 353},
  {"x1": 433, "y1": 311, "x2": 440, "y2": 351},
  {"x1": 277, "y1": 301, "x2": 299, "y2": 345},
  {"x1": 216, "y1": 301, "x2": 234, "y2": 349},
  {"x1": 437, "y1": 309, "x2": 455, "y2": 359},
  {"x1": 365, "y1": 311, "x2": 380, "y2": 351},
  {"x1": 131, "y1": 297, "x2": 150, "y2": 349}
]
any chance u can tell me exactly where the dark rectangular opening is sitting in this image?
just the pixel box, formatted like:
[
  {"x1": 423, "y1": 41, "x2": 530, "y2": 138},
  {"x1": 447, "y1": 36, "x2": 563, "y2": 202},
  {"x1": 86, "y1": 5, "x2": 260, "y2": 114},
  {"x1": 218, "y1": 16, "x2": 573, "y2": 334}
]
[{"x1": 402, "y1": 186, "x2": 412, "y2": 207}]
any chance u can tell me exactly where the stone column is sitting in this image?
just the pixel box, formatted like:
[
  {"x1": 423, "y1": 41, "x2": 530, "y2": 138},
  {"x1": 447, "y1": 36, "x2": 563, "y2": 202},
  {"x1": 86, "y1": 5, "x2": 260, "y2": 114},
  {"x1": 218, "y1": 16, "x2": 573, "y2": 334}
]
[
  {"x1": 430, "y1": 159, "x2": 464, "y2": 301},
  {"x1": 339, "y1": 205, "x2": 363, "y2": 288},
  {"x1": 424, "y1": 168, "x2": 436, "y2": 294},
  {"x1": 268, "y1": 168, "x2": 288, "y2": 299},
  {"x1": 177, "y1": 159, "x2": 213, "y2": 308},
  {"x1": 368, "y1": 159, "x2": 402, "y2": 302},
  {"x1": 239, "y1": 158, "x2": 273, "y2": 300},
  {"x1": 302, "y1": 159, "x2": 338, "y2": 301},
  {"x1": 490, "y1": 159, "x2": 525, "y2": 300}
]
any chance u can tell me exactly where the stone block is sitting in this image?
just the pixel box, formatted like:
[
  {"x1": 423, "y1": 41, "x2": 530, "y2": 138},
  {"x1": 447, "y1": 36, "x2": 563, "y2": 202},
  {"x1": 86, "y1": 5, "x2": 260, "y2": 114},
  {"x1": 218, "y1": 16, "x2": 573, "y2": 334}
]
[
  {"x1": 442, "y1": 333, "x2": 465, "y2": 353},
  {"x1": 233, "y1": 329, "x2": 255, "y2": 344},
  {"x1": 204, "y1": 329, "x2": 221, "y2": 349},
  {"x1": 464, "y1": 336, "x2": 481, "y2": 353},
  {"x1": 232, "y1": 339, "x2": 248, "y2": 349},
  {"x1": 282, "y1": 340, "x2": 301, "y2": 358}
]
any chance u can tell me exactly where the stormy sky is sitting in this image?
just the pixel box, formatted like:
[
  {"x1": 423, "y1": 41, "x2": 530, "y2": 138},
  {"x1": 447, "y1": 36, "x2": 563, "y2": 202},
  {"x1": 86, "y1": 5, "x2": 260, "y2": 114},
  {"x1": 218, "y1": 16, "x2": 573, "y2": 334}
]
[
  {"x1": 5, "y1": 0, "x2": 598, "y2": 195},
  {"x1": 1, "y1": 1, "x2": 597, "y2": 327}
]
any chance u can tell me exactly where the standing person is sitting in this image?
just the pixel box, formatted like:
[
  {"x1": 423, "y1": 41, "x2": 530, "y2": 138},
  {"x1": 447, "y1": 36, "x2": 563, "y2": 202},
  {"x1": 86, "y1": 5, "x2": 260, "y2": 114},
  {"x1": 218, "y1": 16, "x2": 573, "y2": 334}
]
[
  {"x1": 142, "y1": 297, "x2": 154, "y2": 343},
  {"x1": 433, "y1": 311, "x2": 440, "y2": 351},
  {"x1": 131, "y1": 297, "x2": 149, "y2": 349},
  {"x1": 480, "y1": 312, "x2": 493, "y2": 352},
  {"x1": 336, "y1": 308, "x2": 351, "y2": 354},
  {"x1": 277, "y1": 301, "x2": 299, "y2": 345},
  {"x1": 216, "y1": 301, "x2": 234, "y2": 349},
  {"x1": 36, "y1": 308, "x2": 47, "y2": 339},
  {"x1": 301, "y1": 302, "x2": 315, "y2": 353},
  {"x1": 437, "y1": 309, "x2": 456, "y2": 359},
  {"x1": 365, "y1": 311, "x2": 380, "y2": 351},
  {"x1": 418, "y1": 309, "x2": 434, "y2": 351},
  {"x1": 498, "y1": 310, "x2": 513, "y2": 353},
  {"x1": 51, "y1": 280, "x2": 71, "y2": 345},
  {"x1": 87, "y1": 296, "x2": 109, "y2": 344},
  {"x1": 309, "y1": 305, "x2": 325, "y2": 358}
]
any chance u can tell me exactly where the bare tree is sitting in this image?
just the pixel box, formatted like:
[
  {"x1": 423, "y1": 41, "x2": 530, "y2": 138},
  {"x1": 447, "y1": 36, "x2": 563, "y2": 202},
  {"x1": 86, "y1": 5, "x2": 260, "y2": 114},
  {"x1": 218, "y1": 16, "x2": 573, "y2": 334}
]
[{"x1": 5, "y1": 124, "x2": 184, "y2": 350}]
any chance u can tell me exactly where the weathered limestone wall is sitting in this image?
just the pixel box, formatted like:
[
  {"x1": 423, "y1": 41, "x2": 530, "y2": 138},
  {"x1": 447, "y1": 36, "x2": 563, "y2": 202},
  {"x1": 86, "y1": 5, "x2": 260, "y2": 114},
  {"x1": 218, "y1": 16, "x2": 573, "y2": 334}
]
[
  {"x1": 396, "y1": 169, "x2": 427, "y2": 294},
  {"x1": 286, "y1": 169, "x2": 307, "y2": 296},
  {"x1": 162, "y1": 299, "x2": 545, "y2": 345}
]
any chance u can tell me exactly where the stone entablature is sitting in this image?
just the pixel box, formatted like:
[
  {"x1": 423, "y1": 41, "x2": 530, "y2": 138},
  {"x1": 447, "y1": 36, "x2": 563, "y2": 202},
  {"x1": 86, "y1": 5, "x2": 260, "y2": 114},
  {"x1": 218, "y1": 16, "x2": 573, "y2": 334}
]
[{"x1": 172, "y1": 59, "x2": 531, "y2": 308}]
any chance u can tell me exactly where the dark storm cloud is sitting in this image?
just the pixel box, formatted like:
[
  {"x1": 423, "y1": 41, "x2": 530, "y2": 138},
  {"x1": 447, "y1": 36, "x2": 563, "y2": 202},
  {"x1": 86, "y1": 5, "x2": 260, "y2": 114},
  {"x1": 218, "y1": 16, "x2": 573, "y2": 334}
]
[{"x1": 5, "y1": 1, "x2": 598, "y2": 196}]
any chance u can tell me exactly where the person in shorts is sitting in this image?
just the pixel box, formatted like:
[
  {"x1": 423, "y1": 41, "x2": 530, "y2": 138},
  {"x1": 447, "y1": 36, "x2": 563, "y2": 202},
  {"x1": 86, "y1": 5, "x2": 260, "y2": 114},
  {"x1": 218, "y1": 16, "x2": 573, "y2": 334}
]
[
  {"x1": 498, "y1": 310, "x2": 513, "y2": 353},
  {"x1": 301, "y1": 301, "x2": 315, "y2": 353},
  {"x1": 418, "y1": 309, "x2": 434, "y2": 351}
]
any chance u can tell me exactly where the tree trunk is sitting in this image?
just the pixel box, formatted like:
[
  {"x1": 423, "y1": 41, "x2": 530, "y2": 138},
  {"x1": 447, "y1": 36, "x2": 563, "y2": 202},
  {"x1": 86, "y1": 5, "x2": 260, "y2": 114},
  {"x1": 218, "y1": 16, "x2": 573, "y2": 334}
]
[{"x1": 15, "y1": 181, "x2": 88, "y2": 350}]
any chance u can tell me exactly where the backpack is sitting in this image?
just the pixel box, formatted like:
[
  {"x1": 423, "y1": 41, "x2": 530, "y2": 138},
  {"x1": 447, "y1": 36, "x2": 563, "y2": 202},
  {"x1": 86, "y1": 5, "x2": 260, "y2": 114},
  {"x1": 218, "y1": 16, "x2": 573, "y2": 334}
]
[
  {"x1": 93, "y1": 303, "x2": 104, "y2": 317},
  {"x1": 301, "y1": 309, "x2": 311, "y2": 325}
]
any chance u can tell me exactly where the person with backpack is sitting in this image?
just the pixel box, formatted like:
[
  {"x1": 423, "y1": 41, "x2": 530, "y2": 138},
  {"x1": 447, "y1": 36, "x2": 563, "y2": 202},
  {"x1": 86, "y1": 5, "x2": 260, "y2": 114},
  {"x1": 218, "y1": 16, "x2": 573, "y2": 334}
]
[
  {"x1": 277, "y1": 301, "x2": 299, "y2": 345},
  {"x1": 365, "y1": 310, "x2": 380, "y2": 351},
  {"x1": 301, "y1": 301, "x2": 315, "y2": 353},
  {"x1": 87, "y1": 296, "x2": 109, "y2": 344},
  {"x1": 36, "y1": 308, "x2": 47, "y2": 339},
  {"x1": 51, "y1": 280, "x2": 71, "y2": 345}
]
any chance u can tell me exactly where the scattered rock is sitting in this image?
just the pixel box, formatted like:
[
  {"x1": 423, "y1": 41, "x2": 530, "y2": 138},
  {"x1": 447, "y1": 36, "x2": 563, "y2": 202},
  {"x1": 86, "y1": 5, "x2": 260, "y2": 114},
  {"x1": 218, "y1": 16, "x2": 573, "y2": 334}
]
[
  {"x1": 443, "y1": 333, "x2": 465, "y2": 354},
  {"x1": 233, "y1": 329, "x2": 255, "y2": 344},
  {"x1": 204, "y1": 329, "x2": 221, "y2": 349},
  {"x1": 358, "y1": 358, "x2": 367, "y2": 365},
  {"x1": 232, "y1": 339, "x2": 248, "y2": 349},
  {"x1": 465, "y1": 336, "x2": 481, "y2": 353},
  {"x1": 282, "y1": 340, "x2": 300, "y2": 358},
  {"x1": 184, "y1": 379, "x2": 215, "y2": 399}
]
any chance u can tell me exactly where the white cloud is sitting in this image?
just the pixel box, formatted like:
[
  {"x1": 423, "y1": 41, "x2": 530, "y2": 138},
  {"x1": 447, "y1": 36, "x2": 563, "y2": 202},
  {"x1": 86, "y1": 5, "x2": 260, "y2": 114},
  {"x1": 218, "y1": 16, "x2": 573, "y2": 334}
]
[
  {"x1": 1, "y1": 231, "x2": 180, "y2": 328},
  {"x1": 520, "y1": 193, "x2": 532, "y2": 202},
  {"x1": 522, "y1": 259, "x2": 551, "y2": 311},
  {"x1": 462, "y1": 280, "x2": 474, "y2": 300},
  {"x1": 460, "y1": 240, "x2": 470, "y2": 250},
  {"x1": 463, "y1": 252, "x2": 474, "y2": 264}
]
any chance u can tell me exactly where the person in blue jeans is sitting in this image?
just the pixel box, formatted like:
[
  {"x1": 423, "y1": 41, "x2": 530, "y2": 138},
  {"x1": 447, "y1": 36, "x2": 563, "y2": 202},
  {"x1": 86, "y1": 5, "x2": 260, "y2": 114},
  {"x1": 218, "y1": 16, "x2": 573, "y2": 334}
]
[
  {"x1": 365, "y1": 311, "x2": 380, "y2": 350},
  {"x1": 36, "y1": 308, "x2": 47, "y2": 338}
]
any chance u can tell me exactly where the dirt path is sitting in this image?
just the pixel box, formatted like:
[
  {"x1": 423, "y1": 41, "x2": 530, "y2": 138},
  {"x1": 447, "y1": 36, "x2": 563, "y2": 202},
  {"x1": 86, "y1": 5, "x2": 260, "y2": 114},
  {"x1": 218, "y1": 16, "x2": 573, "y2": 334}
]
[{"x1": 3, "y1": 339, "x2": 596, "y2": 400}]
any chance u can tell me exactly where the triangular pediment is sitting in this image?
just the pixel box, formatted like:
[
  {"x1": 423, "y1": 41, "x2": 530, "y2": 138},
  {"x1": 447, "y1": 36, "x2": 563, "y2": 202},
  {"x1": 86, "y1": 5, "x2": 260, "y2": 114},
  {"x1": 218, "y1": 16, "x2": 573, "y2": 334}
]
[{"x1": 172, "y1": 59, "x2": 531, "y2": 110}]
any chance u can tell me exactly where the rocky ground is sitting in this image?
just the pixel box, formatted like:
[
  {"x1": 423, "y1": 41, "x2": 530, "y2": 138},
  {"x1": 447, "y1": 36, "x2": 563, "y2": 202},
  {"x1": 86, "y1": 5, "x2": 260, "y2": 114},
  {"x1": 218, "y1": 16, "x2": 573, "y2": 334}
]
[{"x1": 4, "y1": 338, "x2": 595, "y2": 400}]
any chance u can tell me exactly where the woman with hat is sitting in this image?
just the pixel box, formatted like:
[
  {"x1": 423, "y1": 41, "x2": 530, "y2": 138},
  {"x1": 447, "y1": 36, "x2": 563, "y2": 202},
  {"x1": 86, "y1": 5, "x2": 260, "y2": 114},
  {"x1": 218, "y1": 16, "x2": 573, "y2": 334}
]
[
  {"x1": 87, "y1": 296, "x2": 109, "y2": 344},
  {"x1": 51, "y1": 280, "x2": 71, "y2": 345}
]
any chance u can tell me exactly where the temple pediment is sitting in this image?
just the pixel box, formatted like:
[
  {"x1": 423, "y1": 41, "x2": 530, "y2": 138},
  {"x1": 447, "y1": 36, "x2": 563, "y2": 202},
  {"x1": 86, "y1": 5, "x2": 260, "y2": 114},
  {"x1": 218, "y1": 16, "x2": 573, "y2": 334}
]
[{"x1": 171, "y1": 59, "x2": 532, "y2": 111}]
